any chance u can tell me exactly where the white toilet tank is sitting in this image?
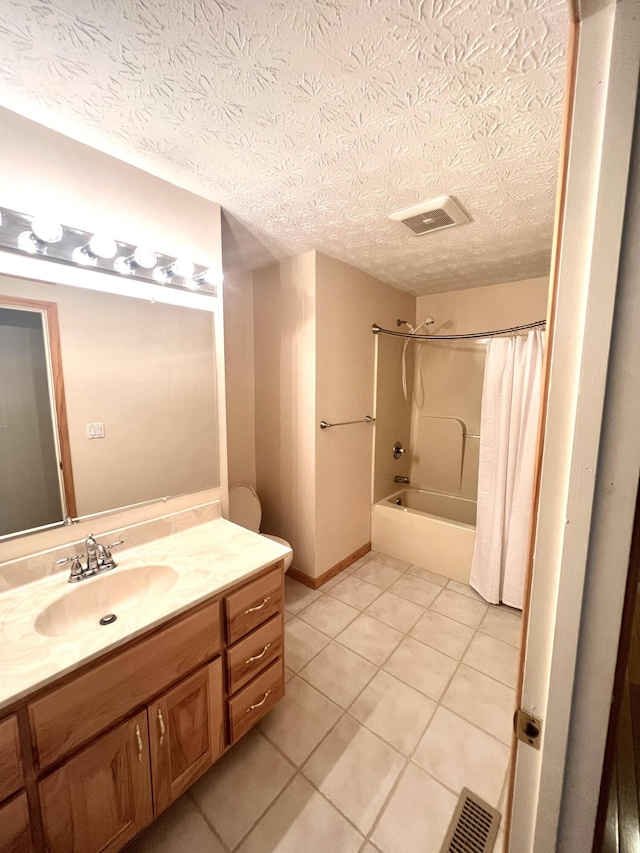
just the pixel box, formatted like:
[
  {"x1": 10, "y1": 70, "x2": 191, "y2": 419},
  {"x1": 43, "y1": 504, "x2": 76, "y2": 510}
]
[{"x1": 228, "y1": 485, "x2": 293, "y2": 572}]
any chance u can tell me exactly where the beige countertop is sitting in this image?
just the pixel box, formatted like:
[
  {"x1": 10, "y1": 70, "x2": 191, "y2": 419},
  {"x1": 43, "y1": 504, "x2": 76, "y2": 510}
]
[{"x1": 0, "y1": 518, "x2": 291, "y2": 711}]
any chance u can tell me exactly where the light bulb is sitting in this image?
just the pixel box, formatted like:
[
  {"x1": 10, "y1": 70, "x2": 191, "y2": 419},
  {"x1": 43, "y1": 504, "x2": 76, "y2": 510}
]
[
  {"x1": 17, "y1": 215, "x2": 63, "y2": 254},
  {"x1": 153, "y1": 257, "x2": 195, "y2": 283},
  {"x1": 18, "y1": 231, "x2": 42, "y2": 254},
  {"x1": 188, "y1": 267, "x2": 223, "y2": 289},
  {"x1": 114, "y1": 247, "x2": 157, "y2": 274},
  {"x1": 31, "y1": 216, "x2": 63, "y2": 244},
  {"x1": 73, "y1": 235, "x2": 117, "y2": 266}
]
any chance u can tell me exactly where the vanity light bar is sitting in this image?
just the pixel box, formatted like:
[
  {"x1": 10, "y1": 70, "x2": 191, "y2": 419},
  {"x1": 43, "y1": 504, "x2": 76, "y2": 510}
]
[{"x1": 0, "y1": 207, "x2": 220, "y2": 297}]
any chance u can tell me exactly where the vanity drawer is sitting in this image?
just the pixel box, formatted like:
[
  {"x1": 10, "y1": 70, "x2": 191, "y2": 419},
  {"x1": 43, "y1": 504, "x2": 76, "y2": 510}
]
[
  {"x1": 228, "y1": 657, "x2": 284, "y2": 744},
  {"x1": 225, "y1": 565, "x2": 283, "y2": 644},
  {"x1": 0, "y1": 714, "x2": 24, "y2": 803},
  {"x1": 29, "y1": 598, "x2": 221, "y2": 770},
  {"x1": 0, "y1": 791, "x2": 32, "y2": 852},
  {"x1": 226, "y1": 614, "x2": 283, "y2": 695}
]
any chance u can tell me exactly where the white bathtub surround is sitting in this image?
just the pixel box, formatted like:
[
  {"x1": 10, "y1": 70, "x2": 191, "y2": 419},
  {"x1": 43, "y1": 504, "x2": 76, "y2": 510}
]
[
  {"x1": 371, "y1": 489, "x2": 476, "y2": 584},
  {"x1": 470, "y1": 330, "x2": 545, "y2": 608}
]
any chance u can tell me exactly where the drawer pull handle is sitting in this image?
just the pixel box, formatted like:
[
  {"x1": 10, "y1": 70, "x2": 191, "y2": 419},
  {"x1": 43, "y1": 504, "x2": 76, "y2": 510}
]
[
  {"x1": 135, "y1": 724, "x2": 143, "y2": 762},
  {"x1": 246, "y1": 690, "x2": 272, "y2": 713},
  {"x1": 246, "y1": 643, "x2": 272, "y2": 665},
  {"x1": 158, "y1": 708, "x2": 166, "y2": 746},
  {"x1": 245, "y1": 596, "x2": 270, "y2": 614}
]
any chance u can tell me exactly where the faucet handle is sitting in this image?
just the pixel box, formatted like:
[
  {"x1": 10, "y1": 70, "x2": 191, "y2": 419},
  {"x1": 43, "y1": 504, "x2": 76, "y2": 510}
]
[
  {"x1": 99, "y1": 538, "x2": 124, "y2": 569},
  {"x1": 56, "y1": 554, "x2": 84, "y2": 582},
  {"x1": 56, "y1": 554, "x2": 83, "y2": 566}
]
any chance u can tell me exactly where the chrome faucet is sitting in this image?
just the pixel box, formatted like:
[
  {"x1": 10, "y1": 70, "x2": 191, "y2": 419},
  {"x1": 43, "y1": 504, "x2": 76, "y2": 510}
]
[
  {"x1": 56, "y1": 534, "x2": 124, "y2": 583},
  {"x1": 395, "y1": 475, "x2": 410, "y2": 484},
  {"x1": 85, "y1": 534, "x2": 100, "y2": 574}
]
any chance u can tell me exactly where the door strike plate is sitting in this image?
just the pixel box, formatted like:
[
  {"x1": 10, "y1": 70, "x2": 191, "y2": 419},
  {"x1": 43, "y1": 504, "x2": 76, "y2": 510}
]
[{"x1": 514, "y1": 709, "x2": 542, "y2": 750}]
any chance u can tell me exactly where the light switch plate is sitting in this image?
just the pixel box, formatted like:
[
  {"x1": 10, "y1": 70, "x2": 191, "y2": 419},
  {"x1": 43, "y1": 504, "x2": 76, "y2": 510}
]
[{"x1": 86, "y1": 422, "x2": 105, "y2": 439}]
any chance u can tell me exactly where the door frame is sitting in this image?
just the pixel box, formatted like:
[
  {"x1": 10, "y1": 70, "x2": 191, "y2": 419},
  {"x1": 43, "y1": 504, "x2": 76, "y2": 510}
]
[
  {"x1": 0, "y1": 294, "x2": 77, "y2": 521},
  {"x1": 508, "y1": 0, "x2": 640, "y2": 850}
]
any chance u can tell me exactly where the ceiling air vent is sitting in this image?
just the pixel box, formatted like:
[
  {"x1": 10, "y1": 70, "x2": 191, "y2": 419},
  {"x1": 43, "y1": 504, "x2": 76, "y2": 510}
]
[{"x1": 389, "y1": 196, "x2": 470, "y2": 236}]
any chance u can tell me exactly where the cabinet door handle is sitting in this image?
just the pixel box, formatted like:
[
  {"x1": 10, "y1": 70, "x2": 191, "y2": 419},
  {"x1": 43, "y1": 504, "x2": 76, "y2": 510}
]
[
  {"x1": 158, "y1": 708, "x2": 166, "y2": 746},
  {"x1": 246, "y1": 643, "x2": 272, "y2": 665},
  {"x1": 135, "y1": 724, "x2": 143, "y2": 762},
  {"x1": 246, "y1": 690, "x2": 271, "y2": 713},
  {"x1": 244, "y1": 596, "x2": 270, "y2": 614}
]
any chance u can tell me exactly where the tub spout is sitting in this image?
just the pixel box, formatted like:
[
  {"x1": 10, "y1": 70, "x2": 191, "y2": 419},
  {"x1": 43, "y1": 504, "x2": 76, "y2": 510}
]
[{"x1": 394, "y1": 476, "x2": 410, "y2": 484}]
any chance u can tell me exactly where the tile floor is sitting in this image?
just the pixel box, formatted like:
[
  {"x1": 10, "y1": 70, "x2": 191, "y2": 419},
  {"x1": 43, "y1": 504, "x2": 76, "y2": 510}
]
[{"x1": 126, "y1": 551, "x2": 520, "y2": 853}]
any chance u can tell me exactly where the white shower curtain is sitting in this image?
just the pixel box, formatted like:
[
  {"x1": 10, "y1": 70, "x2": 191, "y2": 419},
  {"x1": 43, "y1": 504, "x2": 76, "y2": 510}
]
[{"x1": 470, "y1": 330, "x2": 545, "y2": 609}]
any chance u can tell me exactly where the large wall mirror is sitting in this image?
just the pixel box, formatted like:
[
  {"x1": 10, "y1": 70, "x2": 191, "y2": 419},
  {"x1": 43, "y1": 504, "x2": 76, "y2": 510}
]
[{"x1": 0, "y1": 275, "x2": 220, "y2": 540}]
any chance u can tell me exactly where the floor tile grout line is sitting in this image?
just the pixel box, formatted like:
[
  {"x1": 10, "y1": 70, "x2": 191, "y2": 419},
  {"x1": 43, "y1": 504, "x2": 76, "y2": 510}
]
[
  {"x1": 278, "y1": 561, "x2": 519, "y2": 849},
  {"x1": 228, "y1": 770, "x2": 302, "y2": 853},
  {"x1": 283, "y1": 573, "x2": 436, "y2": 845},
  {"x1": 288, "y1": 571, "x2": 459, "y2": 849},
  {"x1": 187, "y1": 788, "x2": 235, "y2": 853},
  {"x1": 362, "y1": 629, "x2": 512, "y2": 847},
  {"x1": 290, "y1": 568, "x2": 517, "y2": 727},
  {"x1": 189, "y1": 727, "x2": 300, "y2": 853},
  {"x1": 255, "y1": 720, "x2": 372, "y2": 847}
]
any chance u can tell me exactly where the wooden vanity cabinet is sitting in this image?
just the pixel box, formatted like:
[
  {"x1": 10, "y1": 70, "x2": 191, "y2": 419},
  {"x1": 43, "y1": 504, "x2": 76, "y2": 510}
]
[
  {"x1": 228, "y1": 658, "x2": 284, "y2": 744},
  {"x1": 148, "y1": 659, "x2": 224, "y2": 814},
  {"x1": 0, "y1": 715, "x2": 32, "y2": 852},
  {"x1": 29, "y1": 598, "x2": 221, "y2": 771},
  {"x1": 0, "y1": 559, "x2": 285, "y2": 853},
  {"x1": 225, "y1": 567, "x2": 283, "y2": 644},
  {"x1": 39, "y1": 711, "x2": 152, "y2": 853},
  {"x1": 0, "y1": 792, "x2": 33, "y2": 853},
  {"x1": 0, "y1": 715, "x2": 24, "y2": 803}
]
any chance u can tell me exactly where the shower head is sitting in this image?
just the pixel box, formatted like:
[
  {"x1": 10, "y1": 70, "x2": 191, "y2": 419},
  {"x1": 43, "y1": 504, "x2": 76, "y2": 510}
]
[
  {"x1": 416, "y1": 316, "x2": 434, "y2": 335},
  {"x1": 398, "y1": 316, "x2": 436, "y2": 335}
]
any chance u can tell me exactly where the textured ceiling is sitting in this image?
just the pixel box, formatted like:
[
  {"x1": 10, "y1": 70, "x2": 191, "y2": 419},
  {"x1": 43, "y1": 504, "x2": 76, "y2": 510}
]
[{"x1": 0, "y1": 0, "x2": 568, "y2": 295}]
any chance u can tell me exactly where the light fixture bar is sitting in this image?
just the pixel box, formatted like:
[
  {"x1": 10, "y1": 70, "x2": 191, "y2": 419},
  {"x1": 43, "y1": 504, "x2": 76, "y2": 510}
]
[{"x1": 0, "y1": 206, "x2": 219, "y2": 298}]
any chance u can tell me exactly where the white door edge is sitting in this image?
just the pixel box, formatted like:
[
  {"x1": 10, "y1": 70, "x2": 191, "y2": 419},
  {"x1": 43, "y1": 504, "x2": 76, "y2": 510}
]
[{"x1": 510, "y1": 1, "x2": 640, "y2": 850}]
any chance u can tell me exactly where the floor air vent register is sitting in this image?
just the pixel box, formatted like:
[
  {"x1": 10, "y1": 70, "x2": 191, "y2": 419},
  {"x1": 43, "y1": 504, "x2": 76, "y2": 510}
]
[{"x1": 439, "y1": 788, "x2": 501, "y2": 853}]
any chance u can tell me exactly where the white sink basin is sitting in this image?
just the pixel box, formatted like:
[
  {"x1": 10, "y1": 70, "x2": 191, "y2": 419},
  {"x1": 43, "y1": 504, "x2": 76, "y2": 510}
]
[{"x1": 35, "y1": 564, "x2": 179, "y2": 638}]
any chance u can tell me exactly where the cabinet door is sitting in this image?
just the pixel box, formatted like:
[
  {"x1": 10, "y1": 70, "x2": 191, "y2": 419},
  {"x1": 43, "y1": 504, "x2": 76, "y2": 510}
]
[
  {"x1": 0, "y1": 792, "x2": 32, "y2": 853},
  {"x1": 148, "y1": 659, "x2": 224, "y2": 815},
  {"x1": 0, "y1": 715, "x2": 24, "y2": 803},
  {"x1": 39, "y1": 711, "x2": 152, "y2": 853}
]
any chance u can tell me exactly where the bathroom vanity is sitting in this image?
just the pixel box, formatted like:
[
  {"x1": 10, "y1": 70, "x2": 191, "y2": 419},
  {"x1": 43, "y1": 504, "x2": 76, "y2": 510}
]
[{"x1": 0, "y1": 519, "x2": 288, "y2": 853}]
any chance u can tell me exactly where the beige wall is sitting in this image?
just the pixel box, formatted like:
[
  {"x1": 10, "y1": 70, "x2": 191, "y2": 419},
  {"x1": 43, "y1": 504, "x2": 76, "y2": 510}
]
[
  {"x1": 315, "y1": 252, "x2": 415, "y2": 574},
  {"x1": 0, "y1": 108, "x2": 219, "y2": 265},
  {"x1": 0, "y1": 276, "x2": 218, "y2": 517},
  {"x1": 415, "y1": 276, "x2": 549, "y2": 334},
  {"x1": 410, "y1": 276, "x2": 549, "y2": 499},
  {"x1": 252, "y1": 251, "x2": 414, "y2": 579},
  {"x1": 223, "y1": 270, "x2": 256, "y2": 488},
  {"x1": 253, "y1": 254, "x2": 317, "y2": 575},
  {"x1": 0, "y1": 108, "x2": 226, "y2": 561}
]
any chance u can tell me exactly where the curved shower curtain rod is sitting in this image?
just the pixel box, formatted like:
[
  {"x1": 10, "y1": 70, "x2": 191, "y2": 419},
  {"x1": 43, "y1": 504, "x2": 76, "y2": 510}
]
[{"x1": 371, "y1": 319, "x2": 546, "y2": 341}]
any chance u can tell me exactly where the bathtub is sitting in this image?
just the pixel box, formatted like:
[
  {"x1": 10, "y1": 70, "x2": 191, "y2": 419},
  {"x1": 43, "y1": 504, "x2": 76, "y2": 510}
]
[{"x1": 371, "y1": 488, "x2": 476, "y2": 583}]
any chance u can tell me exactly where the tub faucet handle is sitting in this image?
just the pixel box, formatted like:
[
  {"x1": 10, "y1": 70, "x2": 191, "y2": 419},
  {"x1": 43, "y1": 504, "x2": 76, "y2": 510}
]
[{"x1": 393, "y1": 442, "x2": 405, "y2": 459}]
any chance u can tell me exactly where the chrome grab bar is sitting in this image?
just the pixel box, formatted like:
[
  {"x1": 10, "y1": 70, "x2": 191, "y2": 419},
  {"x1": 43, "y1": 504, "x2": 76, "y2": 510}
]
[{"x1": 320, "y1": 415, "x2": 375, "y2": 430}]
